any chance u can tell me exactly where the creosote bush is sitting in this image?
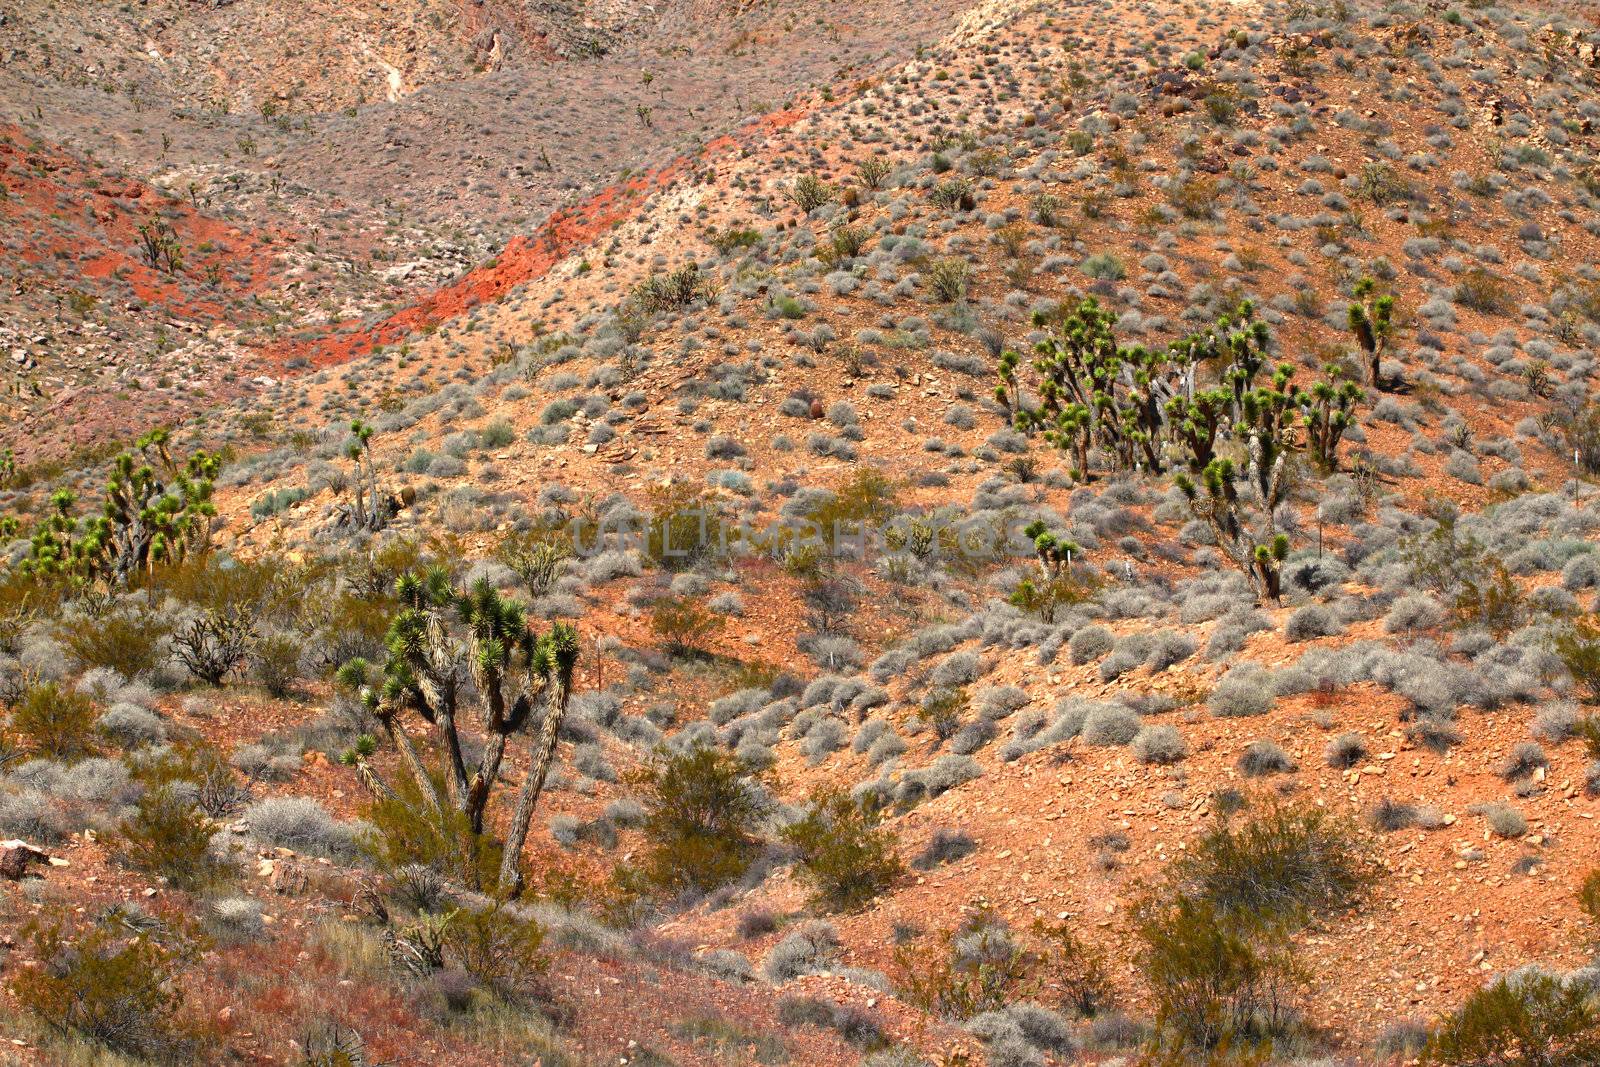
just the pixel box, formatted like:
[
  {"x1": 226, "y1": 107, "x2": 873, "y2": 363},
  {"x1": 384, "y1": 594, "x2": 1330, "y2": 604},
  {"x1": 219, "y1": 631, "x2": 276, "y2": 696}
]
[
  {"x1": 113, "y1": 784, "x2": 230, "y2": 892},
  {"x1": 58, "y1": 609, "x2": 172, "y2": 680},
  {"x1": 1135, "y1": 806, "x2": 1375, "y2": 1054},
  {"x1": 1170, "y1": 806, "x2": 1374, "y2": 922},
  {"x1": 893, "y1": 908, "x2": 1031, "y2": 1019},
  {"x1": 631, "y1": 744, "x2": 766, "y2": 894},
  {"x1": 10, "y1": 681, "x2": 99, "y2": 761},
  {"x1": 782, "y1": 788, "x2": 904, "y2": 912},
  {"x1": 444, "y1": 901, "x2": 550, "y2": 995},
  {"x1": 650, "y1": 594, "x2": 726, "y2": 657},
  {"x1": 1424, "y1": 970, "x2": 1600, "y2": 1065},
  {"x1": 12, "y1": 907, "x2": 205, "y2": 1060}
]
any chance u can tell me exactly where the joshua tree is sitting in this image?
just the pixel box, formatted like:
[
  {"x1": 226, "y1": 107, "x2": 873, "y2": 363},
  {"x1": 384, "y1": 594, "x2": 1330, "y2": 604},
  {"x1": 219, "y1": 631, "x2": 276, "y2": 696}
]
[
  {"x1": 1013, "y1": 298, "x2": 1272, "y2": 480},
  {"x1": 1348, "y1": 276, "x2": 1395, "y2": 389},
  {"x1": 19, "y1": 429, "x2": 220, "y2": 584},
  {"x1": 1298, "y1": 365, "x2": 1363, "y2": 470},
  {"x1": 1023, "y1": 520, "x2": 1080, "y2": 580},
  {"x1": 1175, "y1": 367, "x2": 1299, "y2": 603},
  {"x1": 340, "y1": 570, "x2": 579, "y2": 896},
  {"x1": 136, "y1": 215, "x2": 184, "y2": 275},
  {"x1": 345, "y1": 420, "x2": 389, "y2": 532}
]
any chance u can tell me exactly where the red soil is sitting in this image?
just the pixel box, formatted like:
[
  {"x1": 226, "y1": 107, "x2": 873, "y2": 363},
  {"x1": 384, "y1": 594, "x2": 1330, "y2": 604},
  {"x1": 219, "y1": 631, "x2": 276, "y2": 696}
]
[
  {"x1": 0, "y1": 126, "x2": 288, "y2": 323},
  {"x1": 260, "y1": 107, "x2": 807, "y2": 372}
]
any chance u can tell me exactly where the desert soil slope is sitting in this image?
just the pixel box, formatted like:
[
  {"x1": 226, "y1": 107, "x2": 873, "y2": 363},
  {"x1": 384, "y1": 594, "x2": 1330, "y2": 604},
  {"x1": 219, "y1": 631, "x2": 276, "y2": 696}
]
[{"x1": 2, "y1": 0, "x2": 1600, "y2": 1065}]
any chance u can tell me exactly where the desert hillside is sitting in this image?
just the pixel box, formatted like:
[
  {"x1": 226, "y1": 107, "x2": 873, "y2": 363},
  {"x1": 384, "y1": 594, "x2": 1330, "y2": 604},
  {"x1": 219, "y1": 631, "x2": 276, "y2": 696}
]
[{"x1": 3, "y1": 0, "x2": 1600, "y2": 1065}]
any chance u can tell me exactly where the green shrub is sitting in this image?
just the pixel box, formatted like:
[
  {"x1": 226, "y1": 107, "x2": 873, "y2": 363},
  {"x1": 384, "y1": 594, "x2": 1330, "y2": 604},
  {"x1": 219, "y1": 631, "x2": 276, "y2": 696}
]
[
  {"x1": 827, "y1": 224, "x2": 870, "y2": 262},
  {"x1": 930, "y1": 177, "x2": 975, "y2": 211},
  {"x1": 893, "y1": 908, "x2": 1030, "y2": 1018},
  {"x1": 916, "y1": 688, "x2": 967, "y2": 744},
  {"x1": 1032, "y1": 918, "x2": 1116, "y2": 1018},
  {"x1": 782, "y1": 789, "x2": 904, "y2": 912},
  {"x1": 253, "y1": 633, "x2": 303, "y2": 697},
  {"x1": 640, "y1": 483, "x2": 727, "y2": 571},
  {"x1": 1561, "y1": 400, "x2": 1600, "y2": 475},
  {"x1": 10, "y1": 681, "x2": 99, "y2": 761},
  {"x1": 856, "y1": 157, "x2": 892, "y2": 190},
  {"x1": 650, "y1": 595, "x2": 725, "y2": 657},
  {"x1": 113, "y1": 785, "x2": 229, "y2": 892},
  {"x1": 128, "y1": 739, "x2": 247, "y2": 818},
  {"x1": 631, "y1": 264, "x2": 709, "y2": 313},
  {"x1": 303, "y1": 589, "x2": 393, "y2": 671},
  {"x1": 151, "y1": 553, "x2": 283, "y2": 616},
  {"x1": 632, "y1": 745, "x2": 765, "y2": 894},
  {"x1": 445, "y1": 902, "x2": 548, "y2": 995},
  {"x1": 1452, "y1": 562, "x2": 1526, "y2": 637},
  {"x1": 361, "y1": 771, "x2": 505, "y2": 889},
  {"x1": 478, "y1": 418, "x2": 516, "y2": 449},
  {"x1": 1555, "y1": 619, "x2": 1600, "y2": 705},
  {"x1": 497, "y1": 530, "x2": 571, "y2": 598},
  {"x1": 1169, "y1": 176, "x2": 1219, "y2": 218},
  {"x1": 12, "y1": 907, "x2": 204, "y2": 1060},
  {"x1": 1136, "y1": 892, "x2": 1301, "y2": 1053},
  {"x1": 1581, "y1": 867, "x2": 1600, "y2": 929},
  {"x1": 1454, "y1": 268, "x2": 1514, "y2": 315},
  {"x1": 1009, "y1": 573, "x2": 1101, "y2": 623},
  {"x1": 58, "y1": 609, "x2": 172, "y2": 679},
  {"x1": 1170, "y1": 805, "x2": 1374, "y2": 924},
  {"x1": 1424, "y1": 971, "x2": 1600, "y2": 1066},
  {"x1": 787, "y1": 173, "x2": 836, "y2": 213},
  {"x1": 1359, "y1": 162, "x2": 1415, "y2": 206},
  {"x1": 927, "y1": 258, "x2": 971, "y2": 303},
  {"x1": 1134, "y1": 805, "x2": 1374, "y2": 1055},
  {"x1": 803, "y1": 468, "x2": 900, "y2": 555},
  {"x1": 709, "y1": 226, "x2": 763, "y2": 256}
]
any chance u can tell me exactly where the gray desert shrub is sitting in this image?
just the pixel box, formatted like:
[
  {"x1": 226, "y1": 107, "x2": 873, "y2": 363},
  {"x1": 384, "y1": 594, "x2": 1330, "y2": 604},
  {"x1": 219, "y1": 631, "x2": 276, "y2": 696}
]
[
  {"x1": 912, "y1": 829, "x2": 977, "y2": 870},
  {"x1": 1325, "y1": 732, "x2": 1368, "y2": 768},
  {"x1": 699, "y1": 949, "x2": 755, "y2": 983},
  {"x1": 1068, "y1": 625, "x2": 1114, "y2": 665},
  {"x1": 1097, "y1": 635, "x2": 1150, "y2": 682},
  {"x1": 1385, "y1": 594, "x2": 1445, "y2": 633},
  {"x1": 763, "y1": 921, "x2": 840, "y2": 981},
  {"x1": 1499, "y1": 741, "x2": 1547, "y2": 781},
  {"x1": 243, "y1": 797, "x2": 362, "y2": 863},
  {"x1": 894, "y1": 755, "x2": 981, "y2": 806},
  {"x1": 97, "y1": 704, "x2": 167, "y2": 747},
  {"x1": 1081, "y1": 705, "x2": 1141, "y2": 746},
  {"x1": 1285, "y1": 605, "x2": 1342, "y2": 642},
  {"x1": 1145, "y1": 630, "x2": 1197, "y2": 670},
  {"x1": 1132, "y1": 725, "x2": 1187, "y2": 765},
  {"x1": 950, "y1": 719, "x2": 998, "y2": 755},
  {"x1": 1209, "y1": 664, "x2": 1275, "y2": 717},
  {"x1": 0, "y1": 788, "x2": 71, "y2": 842},
  {"x1": 1473, "y1": 801, "x2": 1527, "y2": 838},
  {"x1": 1238, "y1": 741, "x2": 1297, "y2": 777},
  {"x1": 1529, "y1": 704, "x2": 1578, "y2": 743},
  {"x1": 930, "y1": 651, "x2": 982, "y2": 687},
  {"x1": 209, "y1": 896, "x2": 267, "y2": 943}
]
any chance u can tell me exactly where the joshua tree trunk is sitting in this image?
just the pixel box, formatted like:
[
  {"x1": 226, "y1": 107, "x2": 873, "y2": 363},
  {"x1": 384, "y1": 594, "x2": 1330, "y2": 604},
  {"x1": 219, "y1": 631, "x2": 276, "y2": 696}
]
[{"x1": 498, "y1": 672, "x2": 572, "y2": 897}]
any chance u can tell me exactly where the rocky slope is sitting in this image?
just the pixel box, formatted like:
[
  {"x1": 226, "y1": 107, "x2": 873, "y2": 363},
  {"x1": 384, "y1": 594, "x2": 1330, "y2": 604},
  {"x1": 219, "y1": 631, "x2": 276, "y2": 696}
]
[{"x1": 3, "y1": 0, "x2": 1600, "y2": 1065}]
